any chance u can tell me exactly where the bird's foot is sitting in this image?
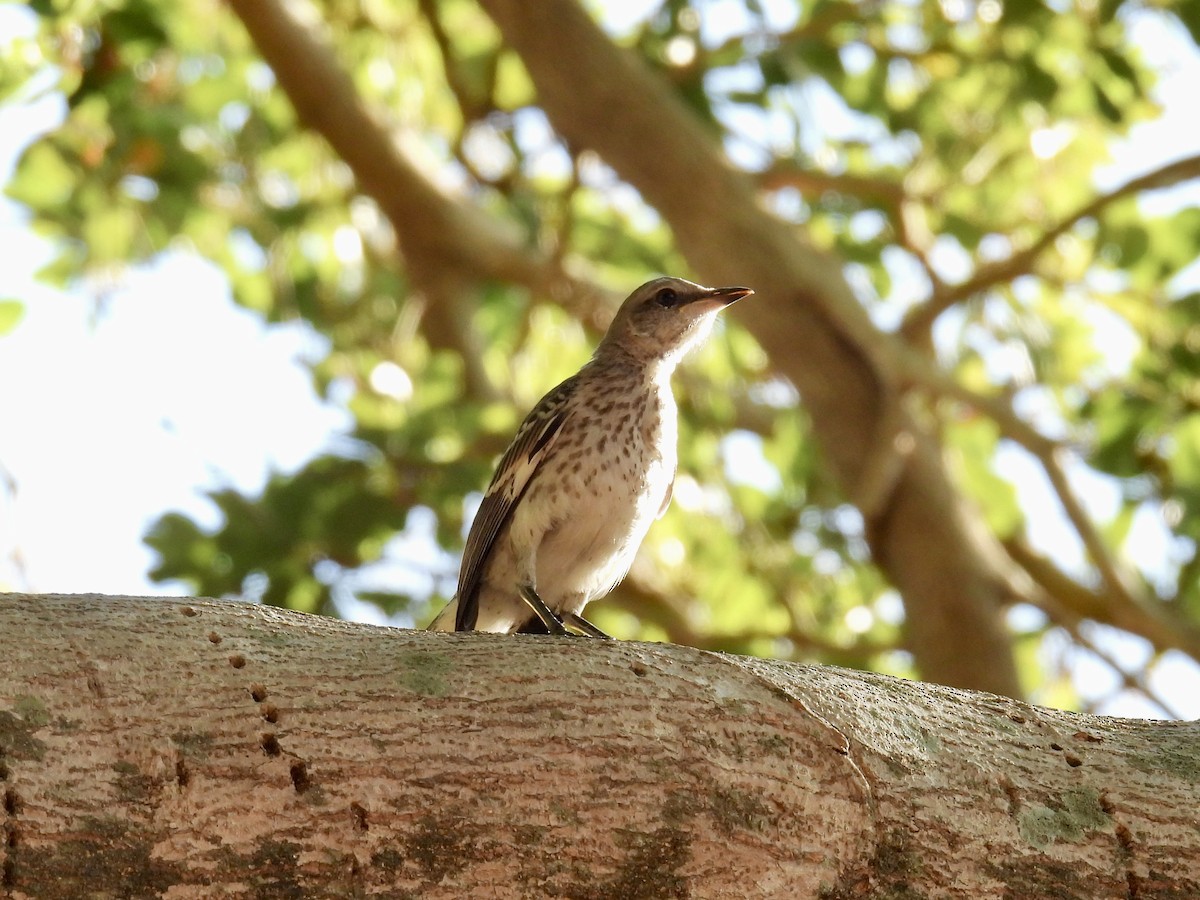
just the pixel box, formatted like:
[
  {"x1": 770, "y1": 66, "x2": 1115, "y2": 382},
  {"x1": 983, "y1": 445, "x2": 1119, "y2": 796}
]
[
  {"x1": 562, "y1": 612, "x2": 613, "y2": 640},
  {"x1": 518, "y1": 584, "x2": 570, "y2": 636},
  {"x1": 517, "y1": 586, "x2": 612, "y2": 638}
]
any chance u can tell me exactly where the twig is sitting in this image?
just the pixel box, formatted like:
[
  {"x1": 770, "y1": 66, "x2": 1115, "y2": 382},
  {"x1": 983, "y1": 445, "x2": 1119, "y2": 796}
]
[
  {"x1": 1061, "y1": 622, "x2": 1181, "y2": 719},
  {"x1": 900, "y1": 153, "x2": 1200, "y2": 341},
  {"x1": 1004, "y1": 537, "x2": 1200, "y2": 661},
  {"x1": 757, "y1": 165, "x2": 906, "y2": 209}
]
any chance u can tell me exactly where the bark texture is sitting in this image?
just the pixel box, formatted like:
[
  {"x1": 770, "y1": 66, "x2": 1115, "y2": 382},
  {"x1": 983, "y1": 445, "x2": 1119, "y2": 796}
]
[{"x1": 1, "y1": 594, "x2": 1198, "y2": 898}]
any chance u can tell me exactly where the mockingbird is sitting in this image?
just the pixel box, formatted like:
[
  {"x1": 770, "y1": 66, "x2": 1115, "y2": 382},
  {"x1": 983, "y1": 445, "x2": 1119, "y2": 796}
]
[{"x1": 428, "y1": 276, "x2": 753, "y2": 637}]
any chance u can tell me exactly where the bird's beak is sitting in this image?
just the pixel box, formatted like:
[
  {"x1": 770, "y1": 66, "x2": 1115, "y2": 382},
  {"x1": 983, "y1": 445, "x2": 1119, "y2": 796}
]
[{"x1": 698, "y1": 286, "x2": 754, "y2": 308}]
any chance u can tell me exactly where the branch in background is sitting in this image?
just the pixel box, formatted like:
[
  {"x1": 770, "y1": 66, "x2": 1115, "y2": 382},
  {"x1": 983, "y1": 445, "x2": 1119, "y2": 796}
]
[
  {"x1": 1004, "y1": 537, "x2": 1200, "y2": 663},
  {"x1": 1030, "y1": 584, "x2": 1183, "y2": 719},
  {"x1": 1039, "y1": 446, "x2": 1144, "y2": 606},
  {"x1": 892, "y1": 344, "x2": 1200, "y2": 669},
  {"x1": 1066, "y1": 630, "x2": 1181, "y2": 720},
  {"x1": 225, "y1": 0, "x2": 616, "y2": 401},
  {"x1": 757, "y1": 165, "x2": 907, "y2": 209},
  {"x1": 602, "y1": 578, "x2": 894, "y2": 665},
  {"x1": 899, "y1": 153, "x2": 1200, "y2": 343}
]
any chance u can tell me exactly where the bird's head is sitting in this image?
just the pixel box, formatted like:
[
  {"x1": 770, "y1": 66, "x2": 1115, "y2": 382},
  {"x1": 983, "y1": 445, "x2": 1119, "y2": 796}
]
[{"x1": 597, "y1": 276, "x2": 753, "y2": 369}]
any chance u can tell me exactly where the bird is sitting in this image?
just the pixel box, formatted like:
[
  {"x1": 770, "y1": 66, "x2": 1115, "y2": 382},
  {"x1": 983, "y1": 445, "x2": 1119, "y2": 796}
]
[{"x1": 427, "y1": 276, "x2": 753, "y2": 637}]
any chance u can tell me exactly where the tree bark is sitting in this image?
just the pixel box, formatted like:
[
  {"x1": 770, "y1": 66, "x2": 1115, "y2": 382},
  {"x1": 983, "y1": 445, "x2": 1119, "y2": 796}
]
[{"x1": 1, "y1": 594, "x2": 1196, "y2": 898}]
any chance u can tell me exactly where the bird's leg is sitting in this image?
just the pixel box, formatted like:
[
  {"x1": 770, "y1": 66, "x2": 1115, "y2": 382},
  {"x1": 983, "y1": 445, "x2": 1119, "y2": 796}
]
[
  {"x1": 561, "y1": 612, "x2": 614, "y2": 640},
  {"x1": 518, "y1": 584, "x2": 570, "y2": 636}
]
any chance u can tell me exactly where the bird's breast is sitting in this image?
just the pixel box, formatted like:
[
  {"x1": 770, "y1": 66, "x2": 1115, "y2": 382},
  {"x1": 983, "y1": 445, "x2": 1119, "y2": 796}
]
[{"x1": 523, "y1": 378, "x2": 676, "y2": 603}]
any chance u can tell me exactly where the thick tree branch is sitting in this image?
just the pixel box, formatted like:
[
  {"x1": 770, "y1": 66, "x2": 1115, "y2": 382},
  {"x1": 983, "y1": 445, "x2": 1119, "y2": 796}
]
[
  {"x1": 227, "y1": 0, "x2": 531, "y2": 287},
  {"x1": 225, "y1": 0, "x2": 616, "y2": 403},
  {"x1": 3, "y1": 594, "x2": 1199, "y2": 897}
]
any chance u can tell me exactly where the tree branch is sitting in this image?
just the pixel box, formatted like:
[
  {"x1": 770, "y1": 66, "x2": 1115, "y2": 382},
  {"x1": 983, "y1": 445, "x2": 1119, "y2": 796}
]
[
  {"x1": 900, "y1": 153, "x2": 1200, "y2": 341},
  {"x1": 3, "y1": 594, "x2": 1199, "y2": 897},
  {"x1": 757, "y1": 164, "x2": 907, "y2": 209},
  {"x1": 1004, "y1": 536, "x2": 1200, "y2": 664},
  {"x1": 225, "y1": 0, "x2": 617, "y2": 404},
  {"x1": 891, "y1": 346, "x2": 1200, "y2": 665}
]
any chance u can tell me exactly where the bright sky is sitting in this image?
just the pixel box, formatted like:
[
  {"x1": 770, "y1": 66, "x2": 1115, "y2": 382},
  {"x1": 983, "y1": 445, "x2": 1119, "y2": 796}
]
[{"x1": 1, "y1": 4, "x2": 1198, "y2": 718}]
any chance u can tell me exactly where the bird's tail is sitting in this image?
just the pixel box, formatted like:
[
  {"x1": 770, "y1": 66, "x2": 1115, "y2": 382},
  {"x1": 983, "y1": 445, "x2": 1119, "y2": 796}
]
[{"x1": 426, "y1": 597, "x2": 458, "y2": 632}]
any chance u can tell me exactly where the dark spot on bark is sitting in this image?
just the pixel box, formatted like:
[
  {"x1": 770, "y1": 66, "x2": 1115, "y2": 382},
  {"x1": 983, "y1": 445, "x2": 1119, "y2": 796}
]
[
  {"x1": 113, "y1": 761, "x2": 155, "y2": 804},
  {"x1": 706, "y1": 787, "x2": 772, "y2": 835},
  {"x1": 180, "y1": 606, "x2": 198, "y2": 617},
  {"x1": 350, "y1": 802, "x2": 369, "y2": 832},
  {"x1": 560, "y1": 826, "x2": 691, "y2": 899},
  {"x1": 1116, "y1": 822, "x2": 1134, "y2": 850},
  {"x1": 228, "y1": 653, "x2": 247, "y2": 669},
  {"x1": 1099, "y1": 791, "x2": 1116, "y2": 816},
  {"x1": 820, "y1": 829, "x2": 924, "y2": 899},
  {"x1": 0, "y1": 712, "x2": 46, "y2": 761},
  {"x1": 261, "y1": 733, "x2": 282, "y2": 757},
  {"x1": 998, "y1": 773, "x2": 1020, "y2": 816},
  {"x1": 756, "y1": 734, "x2": 791, "y2": 758},
  {"x1": 404, "y1": 814, "x2": 479, "y2": 883},
  {"x1": 371, "y1": 847, "x2": 404, "y2": 871},
  {"x1": 208, "y1": 631, "x2": 222, "y2": 644},
  {"x1": 661, "y1": 783, "x2": 773, "y2": 837},
  {"x1": 1063, "y1": 752, "x2": 1082, "y2": 767},
  {"x1": 261, "y1": 704, "x2": 279, "y2": 724},
  {"x1": 249, "y1": 840, "x2": 303, "y2": 899},
  {"x1": 9, "y1": 816, "x2": 179, "y2": 898},
  {"x1": 982, "y1": 857, "x2": 1112, "y2": 900},
  {"x1": 175, "y1": 758, "x2": 189, "y2": 788},
  {"x1": 170, "y1": 730, "x2": 214, "y2": 759},
  {"x1": 289, "y1": 761, "x2": 309, "y2": 793},
  {"x1": 250, "y1": 684, "x2": 268, "y2": 703}
]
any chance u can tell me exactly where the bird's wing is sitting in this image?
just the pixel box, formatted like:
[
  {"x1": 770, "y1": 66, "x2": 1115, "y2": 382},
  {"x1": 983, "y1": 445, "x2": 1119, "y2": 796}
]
[{"x1": 455, "y1": 379, "x2": 575, "y2": 630}]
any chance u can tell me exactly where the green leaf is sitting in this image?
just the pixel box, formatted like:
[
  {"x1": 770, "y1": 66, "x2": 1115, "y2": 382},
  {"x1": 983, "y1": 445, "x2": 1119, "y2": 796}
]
[
  {"x1": 6, "y1": 143, "x2": 75, "y2": 209},
  {"x1": 0, "y1": 300, "x2": 24, "y2": 336},
  {"x1": 1170, "y1": 415, "x2": 1200, "y2": 491}
]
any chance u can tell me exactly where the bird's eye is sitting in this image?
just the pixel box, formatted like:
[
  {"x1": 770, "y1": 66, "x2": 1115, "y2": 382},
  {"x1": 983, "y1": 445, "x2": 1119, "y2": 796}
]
[{"x1": 655, "y1": 288, "x2": 678, "y2": 308}]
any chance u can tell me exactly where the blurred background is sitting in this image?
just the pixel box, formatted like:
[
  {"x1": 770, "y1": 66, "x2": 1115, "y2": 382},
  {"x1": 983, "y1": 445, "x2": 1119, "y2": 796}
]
[{"x1": 2, "y1": 0, "x2": 1198, "y2": 717}]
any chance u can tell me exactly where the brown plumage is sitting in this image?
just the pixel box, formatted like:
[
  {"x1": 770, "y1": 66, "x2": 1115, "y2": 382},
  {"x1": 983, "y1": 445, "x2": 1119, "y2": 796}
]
[{"x1": 428, "y1": 276, "x2": 752, "y2": 637}]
